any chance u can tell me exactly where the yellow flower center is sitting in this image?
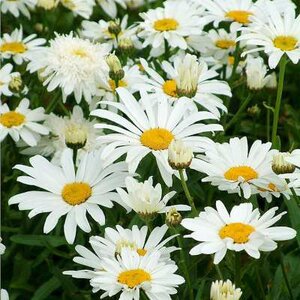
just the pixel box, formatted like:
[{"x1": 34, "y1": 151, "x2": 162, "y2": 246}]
[
  {"x1": 108, "y1": 79, "x2": 127, "y2": 92},
  {"x1": 61, "y1": 182, "x2": 92, "y2": 205},
  {"x1": 224, "y1": 166, "x2": 258, "y2": 181},
  {"x1": 154, "y1": 18, "x2": 179, "y2": 31},
  {"x1": 215, "y1": 39, "x2": 236, "y2": 49},
  {"x1": 259, "y1": 183, "x2": 279, "y2": 192},
  {"x1": 219, "y1": 222, "x2": 255, "y2": 243},
  {"x1": 273, "y1": 36, "x2": 297, "y2": 51},
  {"x1": 225, "y1": 10, "x2": 253, "y2": 24},
  {"x1": 0, "y1": 111, "x2": 25, "y2": 128},
  {"x1": 72, "y1": 48, "x2": 88, "y2": 57},
  {"x1": 0, "y1": 42, "x2": 27, "y2": 54},
  {"x1": 163, "y1": 79, "x2": 178, "y2": 97},
  {"x1": 228, "y1": 56, "x2": 235, "y2": 65},
  {"x1": 118, "y1": 269, "x2": 151, "y2": 288},
  {"x1": 140, "y1": 128, "x2": 174, "y2": 150},
  {"x1": 136, "y1": 248, "x2": 147, "y2": 256}
]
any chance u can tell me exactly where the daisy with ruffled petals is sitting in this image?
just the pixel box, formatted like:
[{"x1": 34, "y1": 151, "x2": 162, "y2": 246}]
[
  {"x1": 9, "y1": 149, "x2": 129, "y2": 244},
  {"x1": 182, "y1": 200, "x2": 296, "y2": 264},
  {"x1": 0, "y1": 0, "x2": 36, "y2": 18},
  {"x1": 191, "y1": 137, "x2": 277, "y2": 199},
  {"x1": 0, "y1": 98, "x2": 49, "y2": 146},
  {"x1": 91, "y1": 87, "x2": 223, "y2": 186},
  {"x1": 0, "y1": 27, "x2": 46, "y2": 65}
]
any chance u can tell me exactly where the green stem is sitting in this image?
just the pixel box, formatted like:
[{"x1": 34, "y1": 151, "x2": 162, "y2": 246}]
[
  {"x1": 267, "y1": 96, "x2": 271, "y2": 141},
  {"x1": 271, "y1": 55, "x2": 287, "y2": 147},
  {"x1": 279, "y1": 250, "x2": 294, "y2": 300},
  {"x1": 235, "y1": 252, "x2": 241, "y2": 287},
  {"x1": 215, "y1": 264, "x2": 223, "y2": 280},
  {"x1": 73, "y1": 148, "x2": 78, "y2": 166},
  {"x1": 230, "y1": 32, "x2": 241, "y2": 81},
  {"x1": 178, "y1": 169, "x2": 197, "y2": 214},
  {"x1": 256, "y1": 264, "x2": 266, "y2": 300},
  {"x1": 225, "y1": 94, "x2": 253, "y2": 131}
]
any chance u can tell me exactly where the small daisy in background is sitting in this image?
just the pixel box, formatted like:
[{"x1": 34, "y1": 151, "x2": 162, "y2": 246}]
[
  {"x1": 97, "y1": 0, "x2": 126, "y2": 18},
  {"x1": 117, "y1": 176, "x2": 191, "y2": 217},
  {"x1": 0, "y1": 63, "x2": 21, "y2": 97},
  {"x1": 191, "y1": 137, "x2": 277, "y2": 199},
  {"x1": 27, "y1": 33, "x2": 109, "y2": 104},
  {"x1": 0, "y1": 0, "x2": 36, "y2": 18},
  {"x1": 210, "y1": 279, "x2": 242, "y2": 300},
  {"x1": 0, "y1": 27, "x2": 46, "y2": 65},
  {"x1": 0, "y1": 98, "x2": 49, "y2": 146},
  {"x1": 9, "y1": 149, "x2": 129, "y2": 244},
  {"x1": 91, "y1": 87, "x2": 222, "y2": 186},
  {"x1": 138, "y1": 0, "x2": 205, "y2": 57},
  {"x1": 60, "y1": 0, "x2": 95, "y2": 19},
  {"x1": 36, "y1": 0, "x2": 59, "y2": 10},
  {"x1": 182, "y1": 200, "x2": 296, "y2": 264}
]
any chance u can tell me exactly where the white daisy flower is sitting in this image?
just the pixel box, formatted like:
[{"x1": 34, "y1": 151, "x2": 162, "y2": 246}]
[
  {"x1": 9, "y1": 149, "x2": 129, "y2": 244},
  {"x1": 90, "y1": 248, "x2": 184, "y2": 299},
  {"x1": 138, "y1": 0, "x2": 205, "y2": 57},
  {"x1": 182, "y1": 200, "x2": 296, "y2": 264},
  {"x1": 211, "y1": 279, "x2": 242, "y2": 300},
  {"x1": 0, "y1": 63, "x2": 20, "y2": 97},
  {"x1": 191, "y1": 137, "x2": 276, "y2": 199},
  {"x1": 140, "y1": 54, "x2": 231, "y2": 118},
  {"x1": 27, "y1": 33, "x2": 109, "y2": 104},
  {"x1": 1, "y1": 289, "x2": 9, "y2": 300},
  {"x1": 0, "y1": 98, "x2": 49, "y2": 146},
  {"x1": 0, "y1": 237, "x2": 6, "y2": 255},
  {"x1": 60, "y1": 0, "x2": 95, "y2": 19},
  {"x1": 20, "y1": 105, "x2": 101, "y2": 164},
  {"x1": 36, "y1": 0, "x2": 59, "y2": 10},
  {"x1": 91, "y1": 87, "x2": 223, "y2": 186},
  {"x1": 117, "y1": 176, "x2": 191, "y2": 217},
  {"x1": 97, "y1": 0, "x2": 126, "y2": 18},
  {"x1": 0, "y1": 0, "x2": 36, "y2": 18},
  {"x1": 245, "y1": 55, "x2": 272, "y2": 90},
  {"x1": 238, "y1": 4, "x2": 300, "y2": 68},
  {"x1": 0, "y1": 27, "x2": 46, "y2": 65},
  {"x1": 64, "y1": 224, "x2": 178, "y2": 281},
  {"x1": 124, "y1": 0, "x2": 157, "y2": 9}
]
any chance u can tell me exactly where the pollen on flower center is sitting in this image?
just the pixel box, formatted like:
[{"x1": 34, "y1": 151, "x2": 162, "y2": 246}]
[
  {"x1": 228, "y1": 56, "x2": 235, "y2": 65},
  {"x1": 219, "y1": 222, "x2": 255, "y2": 243},
  {"x1": 118, "y1": 269, "x2": 151, "y2": 288},
  {"x1": 163, "y1": 79, "x2": 178, "y2": 97},
  {"x1": 0, "y1": 111, "x2": 25, "y2": 128},
  {"x1": 0, "y1": 42, "x2": 27, "y2": 54},
  {"x1": 154, "y1": 18, "x2": 179, "y2": 31},
  {"x1": 108, "y1": 79, "x2": 127, "y2": 92},
  {"x1": 140, "y1": 128, "x2": 174, "y2": 150},
  {"x1": 224, "y1": 166, "x2": 258, "y2": 181},
  {"x1": 72, "y1": 48, "x2": 88, "y2": 57},
  {"x1": 273, "y1": 36, "x2": 297, "y2": 51},
  {"x1": 62, "y1": 182, "x2": 92, "y2": 205},
  {"x1": 136, "y1": 248, "x2": 147, "y2": 256},
  {"x1": 225, "y1": 10, "x2": 253, "y2": 24},
  {"x1": 215, "y1": 39, "x2": 236, "y2": 49}
]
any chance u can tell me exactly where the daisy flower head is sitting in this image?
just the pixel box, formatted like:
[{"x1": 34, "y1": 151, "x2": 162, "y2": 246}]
[
  {"x1": 9, "y1": 149, "x2": 129, "y2": 244},
  {"x1": 210, "y1": 279, "x2": 242, "y2": 300},
  {"x1": 97, "y1": 0, "x2": 126, "y2": 18},
  {"x1": 60, "y1": 0, "x2": 95, "y2": 19},
  {"x1": 89, "y1": 248, "x2": 184, "y2": 299},
  {"x1": 0, "y1": 27, "x2": 46, "y2": 65},
  {"x1": 36, "y1": 0, "x2": 59, "y2": 10},
  {"x1": 239, "y1": 4, "x2": 300, "y2": 68},
  {"x1": 27, "y1": 32, "x2": 109, "y2": 104},
  {"x1": 20, "y1": 105, "x2": 101, "y2": 164},
  {"x1": 182, "y1": 200, "x2": 296, "y2": 264},
  {"x1": 140, "y1": 54, "x2": 231, "y2": 118},
  {"x1": 91, "y1": 87, "x2": 223, "y2": 186},
  {"x1": 0, "y1": 98, "x2": 49, "y2": 146},
  {"x1": 191, "y1": 137, "x2": 276, "y2": 199},
  {"x1": 138, "y1": 0, "x2": 205, "y2": 57},
  {"x1": 0, "y1": 0, "x2": 36, "y2": 18},
  {"x1": 117, "y1": 176, "x2": 191, "y2": 218},
  {"x1": 0, "y1": 63, "x2": 21, "y2": 97}
]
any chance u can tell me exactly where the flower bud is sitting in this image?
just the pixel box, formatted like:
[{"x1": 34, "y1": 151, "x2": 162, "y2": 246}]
[
  {"x1": 106, "y1": 54, "x2": 124, "y2": 81},
  {"x1": 37, "y1": 0, "x2": 59, "y2": 10},
  {"x1": 118, "y1": 38, "x2": 135, "y2": 56},
  {"x1": 247, "y1": 104, "x2": 261, "y2": 117},
  {"x1": 108, "y1": 20, "x2": 121, "y2": 37},
  {"x1": 272, "y1": 152, "x2": 296, "y2": 175},
  {"x1": 9, "y1": 75, "x2": 23, "y2": 93},
  {"x1": 168, "y1": 140, "x2": 193, "y2": 170},
  {"x1": 65, "y1": 123, "x2": 87, "y2": 150},
  {"x1": 210, "y1": 280, "x2": 242, "y2": 300},
  {"x1": 166, "y1": 207, "x2": 182, "y2": 226}
]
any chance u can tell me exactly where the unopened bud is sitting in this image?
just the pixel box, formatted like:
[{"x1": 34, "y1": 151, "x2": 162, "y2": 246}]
[
  {"x1": 118, "y1": 38, "x2": 135, "y2": 56},
  {"x1": 166, "y1": 207, "x2": 182, "y2": 226},
  {"x1": 65, "y1": 123, "x2": 87, "y2": 150},
  {"x1": 106, "y1": 54, "x2": 124, "y2": 81},
  {"x1": 168, "y1": 140, "x2": 193, "y2": 170},
  {"x1": 108, "y1": 20, "x2": 121, "y2": 37},
  {"x1": 247, "y1": 105, "x2": 261, "y2": 117},
  {"x1": 37, "y1": 0, "x2": 59, "y2": 10},
  {"x1": 9, "y1": 75, "x2": 23, "y2": 93},
  {"x1": 272, "y1": 152, "x2": 296, "y2": 175},
  {"x1": 210, "y1": 280, "x2": 242, "y2": 300}
]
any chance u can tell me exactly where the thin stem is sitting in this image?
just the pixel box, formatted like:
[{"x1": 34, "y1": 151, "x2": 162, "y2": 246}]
[
  {"x1": 267, "y1": 96, "x2": 271, "y2": 141},
  {"x1": 271, "y1": 55, "x2": 287, "y2": 147},
  {"x1": 73, "y1": 148, "x2": 78, "y2": 167},
  {"x1": 230, "y1": 32, "x2": 241, "y2": 81},
  {"x1": 235, "y1": 252, "x2": 241, "y2": 288},
  {"x1": 225, "y1": 94, "x2": 253, "y2": 131},
  {"x1": 279, "y1": 250, "x2": 294, "y2": 300},
  {"x1": 178, "y1": 169, "x2": 197, "y2": 213}
]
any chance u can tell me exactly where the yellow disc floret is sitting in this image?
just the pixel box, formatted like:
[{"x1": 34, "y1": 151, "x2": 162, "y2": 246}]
[
  {"x1": 273, "y1": 36, "x2": 297, "y2": 51},
  {"x1": 163, "y1": 79, "x2": 178, "y2": 97},
  {"x1": 215, "y1": 39, "x2": 236, "y2": 49},
  {"x1": 224, "y1": 166, "x2": 258, "y2": 181},
  {"x1": 0, "y1": 111, "x2": 25, "y2": 128},
  {"x1": 140, "y1": 128, "x2": 174, "y2": 150},
  {"x1": 0, "y1": 42, "x2": 27, "y2": 54},
  {"x1": 154, "y1": 18, "x2": 179, "y2": 31},
  {"x1": 62, "y1": 182, "x2": 92, "y2": 205},
  {"x1": 225, "y1": 10, "x2": 253, "y2": 24},
  {"x1": 219, "y1": 222, "x2": 255, "y2": 243},
  {"x1": 118, "y1": 269, "x2": 151, "y2": 288}
]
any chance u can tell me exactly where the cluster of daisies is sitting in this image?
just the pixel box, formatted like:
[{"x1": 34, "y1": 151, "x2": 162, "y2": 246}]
[{"x1": 1, "y1": 0, "x2": 300, "y2": 299}]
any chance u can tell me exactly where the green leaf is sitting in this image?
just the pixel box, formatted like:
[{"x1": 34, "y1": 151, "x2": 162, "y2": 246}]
[
  {"x1": 32, "y1": 277, "x2": 61, "y2": 300},
  {"x1": 285, "y1": 198, "x2": 300, "y2": 248},
  {"x1": 10, "y1": 235, "x2": 67, "y2": 248}
]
